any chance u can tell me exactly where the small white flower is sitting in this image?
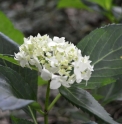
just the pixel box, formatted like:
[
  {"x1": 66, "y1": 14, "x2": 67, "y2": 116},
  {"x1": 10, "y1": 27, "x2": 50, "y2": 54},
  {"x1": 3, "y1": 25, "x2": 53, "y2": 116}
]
[
  {"x1": 29, "y1": 57, "x2": 42, "y2": 72},
  {"x1": 59, "y1": 76, "x2": 71, "y2": 88},
  {"x1": 14, "y1": 51, "x2": 30, "y2": 68},
  {"x1": 50, "y1": 75, "x2": 61, "y2": 89},
  {"x1": 50, "y1": 75, "x2": 70, "y2": 89},
  {"x1": 53, "y1": 36, "x2": 65, "y2": 43},
  {"x1": 73, "y1": 56, "x2": 93, "y2": 84},
  {"x1": 41, "y1": 67, "x2": 52, "y2": 81}
]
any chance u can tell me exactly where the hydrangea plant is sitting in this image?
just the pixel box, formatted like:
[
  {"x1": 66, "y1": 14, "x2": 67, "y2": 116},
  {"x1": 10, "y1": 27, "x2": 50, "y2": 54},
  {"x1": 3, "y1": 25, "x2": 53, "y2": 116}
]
[{"x1": 0, "y1": 24, "x2": 122, "y2": 124}]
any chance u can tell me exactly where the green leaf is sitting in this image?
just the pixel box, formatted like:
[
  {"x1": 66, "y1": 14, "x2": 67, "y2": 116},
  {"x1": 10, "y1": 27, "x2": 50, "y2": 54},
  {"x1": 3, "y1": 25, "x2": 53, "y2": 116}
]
[
  {"x1": 0, "y1": 11, "x2": 24, "y2": 44},
  {"x1": 0, "y1": 33, "x2": 38, "y2": 116},
  {"x1": 0, "y1": 52, "x2": 40, "y2": 106},
  {"x1": 69, "y1": 110, "x2": 89, "y2": 122},
  {"x1": 72, "y1": 77, "x2": 116, "y2": 89},
  {"x1": 11, "y1": 115, "x2": 34, "y2": 124},
  {"x1": 0, "y1": 54, "x2": 38, "y2": 71},
  {"x1": 87, "y1": 0, "x2": 113, "y2": 11},
  {"x1": 76, "y1": 24, "x2": 122, "y2": 89},
  {"x1": 59, "y1": 86, "x2": 119, "y2": 124},
  {"x1": 30, "y1": 102, "x2": 42, "y2": 110},
  {"x1": 58, "y1": 0, "x2": 90, "y2": 10},
  {"x1": 0, "y1": 69, "x2": 34, "y2": 110},
  {"x1": 0, "y1": 65, "x2": 39, "y2": 116},
  {"x1": 95, "y1": 76, "x2": 122, "y2": 105},
  {"x1": 0, "y1": 54, "x2": 19, "y2": 66},
  {"x1": 0, "y1": 32, "x2": 19, "y2": 53},
  {"x1": 0, "y1": 54, "x2": 48, "y2": 86},
  {"x1": 0, "y1": 54, "x2": 47, "y2": 87},
  {"x1": 92, "y1": 94, "x2": 104, "y2": 100},
  {"x1": 38, "y1": 77, "x2": 48, "y2": 86},
  {"x1": 0, "y1": 65, "x2": 36, "y2": 101},
  {"x1": 0, "y1": 32, "x2": 38, "y2": 100}
]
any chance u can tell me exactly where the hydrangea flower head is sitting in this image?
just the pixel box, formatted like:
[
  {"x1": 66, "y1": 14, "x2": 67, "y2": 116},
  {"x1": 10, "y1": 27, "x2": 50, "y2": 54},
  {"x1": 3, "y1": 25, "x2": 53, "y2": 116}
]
[{"x1": 15, "y1": 34, "x2": 94, "y2": 89}]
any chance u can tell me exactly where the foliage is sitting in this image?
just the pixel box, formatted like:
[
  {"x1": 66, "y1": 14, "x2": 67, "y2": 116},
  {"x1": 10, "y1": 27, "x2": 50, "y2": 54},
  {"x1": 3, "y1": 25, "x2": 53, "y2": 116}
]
[
  {"x1": 59, "y1": 86, "x2": 118, "y2": 124},
  {"x1": 0, "y1": 66, "x2": 34, "y2": 111},
  {"x1": 0, "y1": 11, "x2": 48, "y2": 86},
  {"x1": 57, "y1": 0, "x2": 90, "y2": 10},
  {"x1": 87, "y1": 0, "x2": 113, "y2": 11},
  {"x1": 76, "y1": 24, "x2": 122, "y2": 89},
  {"x1": 92, "y1": 77, "x2": 122, "y2": 105},
  {"x1": 58, "y1": 0, "x2": 118, "y2": 22},
  {"x1": 0, "y1": 11, "x2": 24, "y2": 45},
  {"x1": 11, "y1": 115, "x2": 34, "y2": 124},
  {"x1": 0, "y1": 32, "x2": 38, "y2": 117},
  {"x1": 0, "y1": 11, "x2": 122, "y2": 124}
]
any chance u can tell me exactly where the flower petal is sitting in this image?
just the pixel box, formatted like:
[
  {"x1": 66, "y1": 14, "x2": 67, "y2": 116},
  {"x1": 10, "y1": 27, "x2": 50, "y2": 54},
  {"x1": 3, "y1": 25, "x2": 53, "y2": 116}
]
[
  {"x1": 50, "y1": 78, "x2": 61, "y2": 89},
  {"x1": 41, "y1": 68, "x2": 51, "y2": 81},
  {"x1": 74, "y1": 68, "x2": 82, "y2": 83},
  {"x1": 58, "y1": 76, "x2": 70, "y2": 88}
]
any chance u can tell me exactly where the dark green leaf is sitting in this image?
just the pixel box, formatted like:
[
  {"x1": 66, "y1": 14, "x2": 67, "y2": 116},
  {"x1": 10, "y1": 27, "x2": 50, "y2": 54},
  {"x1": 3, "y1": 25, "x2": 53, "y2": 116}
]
[
  {"x1": 0, "y1": 72, "x2": 34, "y2": 110},
  {"x1": 0, "y1": 32, "x2": 38, "y2": 116},
  {"x1": 0, "y1": 54, "x2": 38, "y2": 71},
  {"x1": 0, "y1": 54, "x2": 19, "y2": 66},
  {"x1": 0, "y1": 32, "x2": 38, "y2": 117},
  {"x1": 76, "y1": 24, "x2": 122, "y2": 89},
  {"x1": 72, "y1": 77, "x2": 116, "y2": 89},
  {"x1": 0, "y1": 65, "x2": 36, "y2": 100},
  {"x1": 0, "y1": 32, "x2": 19, "y2": 53},
  {"x1": 11, "y1": 115, "x2": 34, "y2": 124},
  {"x1": 0, "y1": 32, "x2": 38, "y2": 100},
  {"x1": 0, "y1": 11, "x2": 24, "y2": 44},
  {"x1": 0, "y1": 53, "x2": 47, "y2": 86},
  {"x1": 69, "y1": 110, "x2": 89, "y2": 122},
  {"x1": 95, "y1": 76, "x2": 122, "y2": 105},
  {"x1": 59, "y1": 86, "x2": 119, "y2": 124}
]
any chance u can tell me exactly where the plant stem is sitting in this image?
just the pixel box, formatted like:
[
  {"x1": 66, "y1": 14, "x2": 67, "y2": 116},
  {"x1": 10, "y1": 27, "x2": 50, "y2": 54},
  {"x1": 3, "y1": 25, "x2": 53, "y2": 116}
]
[
  {"x1": 37, "y1": 109, "x2": 45, "y2": 116},
  {"x1": 48, "y1": 93, "x2": 61, "y2": 111},
  {"x1": 44, "y1": 81, "x2": 50, "y2": 124},
  {"x1": 44, "y1": 115, "x2": 48, "y2": 124},
  {"x1": 28, "y1": 106, "x2": 38, "y2": 124}
]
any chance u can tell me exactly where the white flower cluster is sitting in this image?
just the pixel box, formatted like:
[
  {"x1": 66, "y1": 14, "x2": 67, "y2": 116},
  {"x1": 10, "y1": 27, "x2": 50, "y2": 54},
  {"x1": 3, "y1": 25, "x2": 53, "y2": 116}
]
[{"x1": 15, "y1": 34, "x2": 94, "y2": 89}]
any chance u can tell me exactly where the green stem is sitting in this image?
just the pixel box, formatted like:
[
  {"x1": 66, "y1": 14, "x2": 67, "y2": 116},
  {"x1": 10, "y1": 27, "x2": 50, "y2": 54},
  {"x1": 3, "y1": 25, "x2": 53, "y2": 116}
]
[
  {"x1": 44, "y1": 115, "x2": 48, "y2": 124},
  {"x1": 37, "y1": 109, "x2": 45, "y2": 116},
  {"x1": 28, "y1": 106, "x2": 38, "y2": 124},
  {"x1": 48, "y1": 93, "x2": 61, "y2": 111},
  {"x1": 44, "y1": 81, "x2": 50, "y2": 124}
]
